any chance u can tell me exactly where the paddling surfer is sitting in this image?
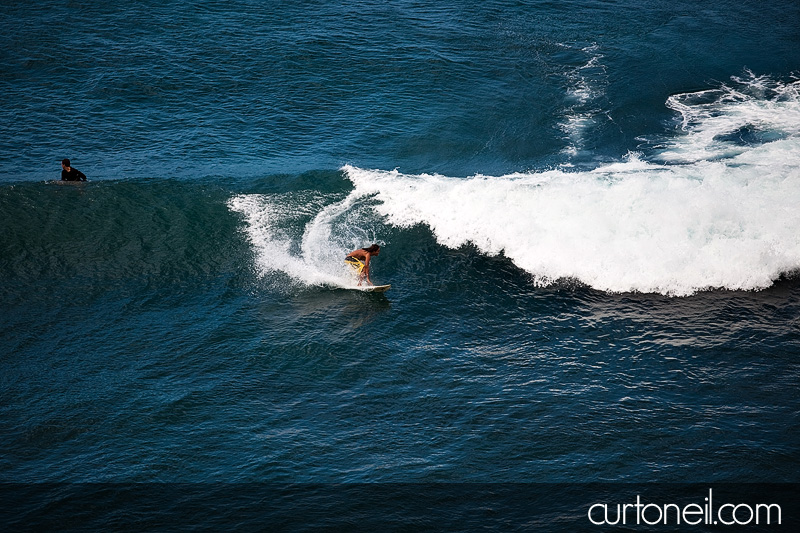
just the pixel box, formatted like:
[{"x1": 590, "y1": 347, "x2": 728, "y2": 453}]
[
  {"x1": 60, "y1": 159, "x2": 87, "y2": 182},
  {"x1": 345, "y1": 244, "x2": 380, "y2": 286}
]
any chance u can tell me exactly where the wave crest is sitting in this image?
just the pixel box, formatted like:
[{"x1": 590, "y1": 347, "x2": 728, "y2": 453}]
[{"x1": 342, "y1": 75, "x2": 800, "y2": 296}]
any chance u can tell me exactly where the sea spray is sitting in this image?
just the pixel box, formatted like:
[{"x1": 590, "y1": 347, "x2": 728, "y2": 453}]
[{"x1": 228, "y1": 191, "x2": 387, "y2": 289}]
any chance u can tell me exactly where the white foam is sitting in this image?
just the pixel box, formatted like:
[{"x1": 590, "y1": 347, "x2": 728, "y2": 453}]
[
  {"x1": 661, "y1": 71, "x2": 800, "y2": 163},
  {"x1": 231, "y1": 74, "x2": 800, "y2": 296},
  {"x1": 341, "y1": 75, "x2": 800, "y2": 295},
  {"x1": 343, "y1": 148, "x2": 798, "y2": 296}
]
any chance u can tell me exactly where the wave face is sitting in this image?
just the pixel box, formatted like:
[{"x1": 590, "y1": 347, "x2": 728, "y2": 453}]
[
  {"x1": 0, "y1": 179, "x2": 244, "y2": 293},
  {"x1": 336, "y1": 75, "x2": 800, "y2": 296}
]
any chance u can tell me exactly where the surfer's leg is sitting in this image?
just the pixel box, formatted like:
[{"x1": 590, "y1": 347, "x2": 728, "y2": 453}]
[{"x1": 345, "y1": 258, "x2": 366, "y2": 284}]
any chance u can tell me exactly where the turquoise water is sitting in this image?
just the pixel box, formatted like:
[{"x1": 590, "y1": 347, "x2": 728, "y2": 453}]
[{"x1": 1, "y1": 0, "x2": 799, "y2": 528}]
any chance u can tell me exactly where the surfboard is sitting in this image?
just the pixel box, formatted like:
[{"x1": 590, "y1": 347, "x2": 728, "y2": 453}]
[
  {"x1": 356, "y1": 284, "x2": 391, "y2": 293},
  {"x1": 46, "y1": 180, "x2": 88, "y2": 186}
]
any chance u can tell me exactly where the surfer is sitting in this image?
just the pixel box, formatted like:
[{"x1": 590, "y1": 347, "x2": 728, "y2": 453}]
[
  {"x1": 60, "y1": 159, "x2": 87, "y2": 182},
  {"x1": 345, "y1": 244, "x2": 380, "y2": 286}
]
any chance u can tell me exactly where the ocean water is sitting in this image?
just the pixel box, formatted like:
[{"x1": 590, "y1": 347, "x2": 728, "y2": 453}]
[{"x1": 2, "y1": 0, "x2": 800, "y2": 527}]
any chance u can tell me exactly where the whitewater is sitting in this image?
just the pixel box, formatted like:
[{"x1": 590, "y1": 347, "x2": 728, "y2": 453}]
[{"x1": 230, "y1": 74, "x2": 800, "y2": 296}]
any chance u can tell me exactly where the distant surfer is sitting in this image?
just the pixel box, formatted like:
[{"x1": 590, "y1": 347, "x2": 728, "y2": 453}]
[
  {"x1": 60, "y1": 159, "x2": 87, "y2": 182},
  {"x1": 345, "y1": 244, "x2": 381, "y2": 286}
]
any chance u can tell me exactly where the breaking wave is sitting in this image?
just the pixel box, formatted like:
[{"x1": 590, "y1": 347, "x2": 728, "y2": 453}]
[{"x1": 231, "y1": 73, "x2": 800, "y2": 296}]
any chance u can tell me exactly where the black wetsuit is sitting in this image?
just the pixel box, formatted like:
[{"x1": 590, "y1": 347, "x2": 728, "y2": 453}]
[{"x1": 61, "y1": 167, "x2": 87, "y2": 181}]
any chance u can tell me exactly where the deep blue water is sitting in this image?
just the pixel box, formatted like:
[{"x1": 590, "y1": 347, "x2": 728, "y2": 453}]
[{"x1": 1, "y1": 0, "x2": 800, "y2": 528}]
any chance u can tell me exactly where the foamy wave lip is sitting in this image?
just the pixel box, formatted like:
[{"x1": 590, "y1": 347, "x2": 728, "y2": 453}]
[
  {"x1": 228, "y1": 193, "x2": 354, "y2": 288},
  {"x1": 342, "y1": 133, "x2": 800, "y2": 296}
]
